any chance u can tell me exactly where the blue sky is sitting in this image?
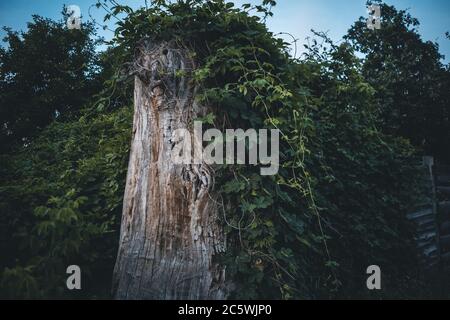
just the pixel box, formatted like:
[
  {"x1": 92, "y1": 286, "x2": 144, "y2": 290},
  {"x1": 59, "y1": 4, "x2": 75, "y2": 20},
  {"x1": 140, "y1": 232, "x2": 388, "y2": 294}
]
[{"x1": 0, "y1": 0, "x2": 449, "y2": 61}]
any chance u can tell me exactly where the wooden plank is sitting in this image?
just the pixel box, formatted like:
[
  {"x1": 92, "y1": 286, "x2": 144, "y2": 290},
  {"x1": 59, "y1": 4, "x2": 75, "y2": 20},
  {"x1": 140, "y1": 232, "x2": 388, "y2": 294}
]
[
  {"x1": 417, "y1": 223, "x2": 437, "y2": 234},
  {"x1": 416, "y1": 231, "x2": 437, "y2": 241},
  {"x1": 416, "y1": 218, "x2": 436, "y2": 228},
  {"x1": 441, "y1": 251, "x2": 450, "y2": 261},
  {"x1": 440, "y1": 235, "x2": 450, "y2": 248},
  {"x1": 436, "y1": 186, "x2": 450, "y2": 195},
  {"x1": 414, "y1": 201, "x2": 434, "y2": 209},
  {"x1": 438, "y1": 201, "x2": 450, "y2": 216},
  {"x1": 423, "y1": 156, "x2": 434, "y2": 167},
  {"x1": 407, "y1": 208, "x2": 433, "y2": 220},
  {"x1": 434, "y1": 165, "x2": 450, "y2": 175},
  {"x1": 423, "y1": 244, "x2": 438, "y2": 256},
  {"x1": 440, "y1": 221, "x2": 450, "y2": 235},
  {"x1": 435, "y1": 175, "x2": 450, "y2": 186},
  {"x1": 417, "y1": 238, "x2": 435, "y2": 249}
]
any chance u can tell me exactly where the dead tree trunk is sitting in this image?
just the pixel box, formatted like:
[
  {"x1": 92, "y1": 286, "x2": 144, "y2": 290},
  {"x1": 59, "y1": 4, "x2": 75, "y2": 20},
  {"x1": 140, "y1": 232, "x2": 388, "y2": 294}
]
[{"x1": 112, "y1": 41, "x2": 227, "y2": 300}]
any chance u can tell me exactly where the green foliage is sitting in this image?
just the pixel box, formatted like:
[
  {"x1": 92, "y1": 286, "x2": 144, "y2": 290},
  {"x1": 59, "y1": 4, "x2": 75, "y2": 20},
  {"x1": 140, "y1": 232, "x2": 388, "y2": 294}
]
[
  {"x1": 0, "y1": 106, "x2": 132, "y2": 298},
  {"x1": 1, "y1": 0, "x2": 448, "y2": 299}
]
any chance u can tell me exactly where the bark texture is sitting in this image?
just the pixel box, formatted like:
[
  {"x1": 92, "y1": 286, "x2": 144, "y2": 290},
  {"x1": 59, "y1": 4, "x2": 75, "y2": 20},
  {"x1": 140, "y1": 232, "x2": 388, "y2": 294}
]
[{"x1": 113, "y1": 41, "x2": 227, "y2": 300}]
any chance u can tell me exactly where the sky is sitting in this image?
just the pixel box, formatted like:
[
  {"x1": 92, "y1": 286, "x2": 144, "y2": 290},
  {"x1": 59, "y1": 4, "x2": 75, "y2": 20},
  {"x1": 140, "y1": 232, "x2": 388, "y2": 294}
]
[{"x1": 0, "y1": 0, "x2": 449, "y2": 61}]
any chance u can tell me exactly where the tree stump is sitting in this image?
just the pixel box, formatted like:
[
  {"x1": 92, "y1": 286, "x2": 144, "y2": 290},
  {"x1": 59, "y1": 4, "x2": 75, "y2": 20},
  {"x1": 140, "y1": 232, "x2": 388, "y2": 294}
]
[{"x1": 112, "y1": 41, "x2": 227, "y2": 300}]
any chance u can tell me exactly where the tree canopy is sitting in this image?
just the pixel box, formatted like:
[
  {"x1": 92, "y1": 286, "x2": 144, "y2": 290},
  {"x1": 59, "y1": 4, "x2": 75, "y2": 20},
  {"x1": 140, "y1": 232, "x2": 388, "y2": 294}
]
[
  {"x1": 346, "y1": 1, "x2": 450, "y2": 161},
  {"x1": 0, "y1": 14, "x2": 101, "y2": 151}
]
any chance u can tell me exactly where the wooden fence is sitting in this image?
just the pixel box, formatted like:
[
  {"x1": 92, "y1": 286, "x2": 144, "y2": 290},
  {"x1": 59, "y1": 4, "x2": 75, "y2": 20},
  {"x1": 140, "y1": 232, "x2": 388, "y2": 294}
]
[
  {"x1": 434, "y1": 163, "x2": 450, "y2": 262},
  {"x1": 407, "y1": 156, "x2": 450, "y2": 268}
]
